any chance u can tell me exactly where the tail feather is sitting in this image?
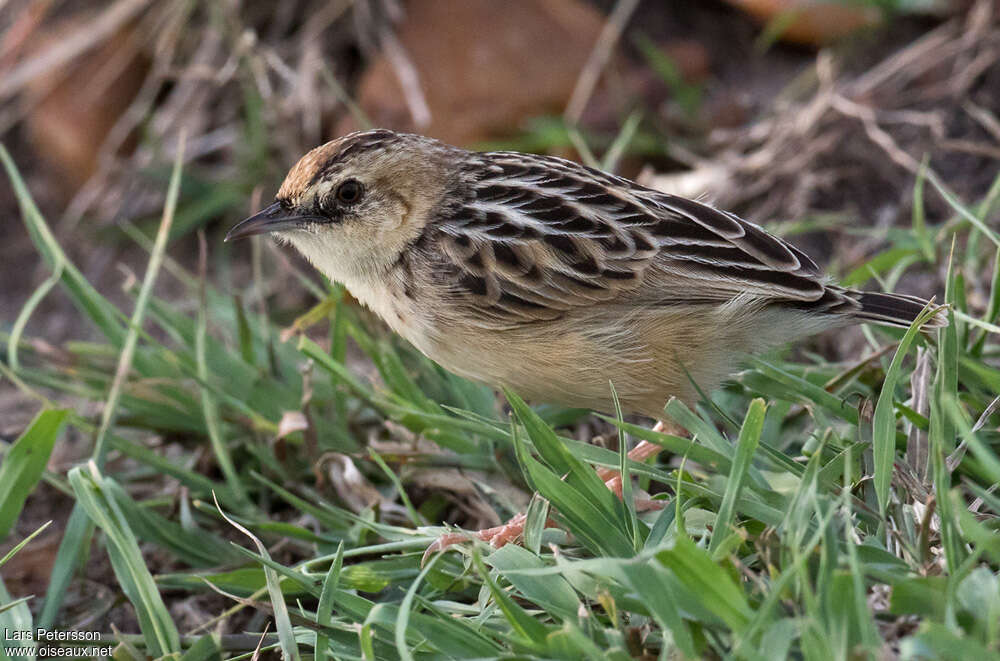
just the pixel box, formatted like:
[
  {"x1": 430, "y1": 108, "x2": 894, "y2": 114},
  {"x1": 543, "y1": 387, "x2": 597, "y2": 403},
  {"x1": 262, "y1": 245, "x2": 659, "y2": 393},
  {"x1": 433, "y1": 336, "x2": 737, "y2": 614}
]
[{"x1": 848, "y1": 290, "x2": 948, "y2": 329}]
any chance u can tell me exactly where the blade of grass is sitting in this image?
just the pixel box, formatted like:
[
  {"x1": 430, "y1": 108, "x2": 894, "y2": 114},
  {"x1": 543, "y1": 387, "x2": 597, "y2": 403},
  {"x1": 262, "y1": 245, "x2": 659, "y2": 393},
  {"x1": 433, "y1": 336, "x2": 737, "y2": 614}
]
[
  {"x1": 471, "y1": 552, "x2": 549, "y2": 650},
  {"x1": 506, "y1": 389, "x2": 622, "y2": 519},
  {"x1": 196, "y1": 232, "x2": 248, "y2": 506},
  {"x1": 178, "y1": 634, "x2": 224, "y2": 661},
  {"x1": 213, "y1": 492, "x2": 300, "y2": 661},
  {"x1": 486, "y1": 544, "x2": 580, "y2": 621},
  {"x1": 655, "y1": 534, "x2": 753, "y2": 634},
  {"x1": 0, "y1": 521, "x2": 51, "y2": 571},
  {"x1": 38, "y1": 132, "x2": 186, "y2": 629},
  {"x1": 7, "y1": 260, "x2": 63, "y2": 372},
  {"x1": 840, "y1": 449, "x2": 881, "y2": 654},
  {"x1": 511, "y1": 422, "x2": 635, "y2": 557},
  {"x1": 599, "y1": 415, "x2": 730, "y2": 473},
  {"x1": 872, "y1": 305, "x2": 936, "y2": 515},
  {"x1": 106, "y1": 481, "x2": 243, "y2": 567},
  {"x1": 912, "y1": 158, "x2": 934, "y2": 261},
  {"x1": 946, "y1": 397, "x2": 1000, "y2": 485},
  {"x1": 522, "y1": 494, "x2": 549, "y2": 556},
  {"x1": 971, "y1": 247, "x2": 1000, "y2": 357},
  {"x1": 0, "y1": 144, "x2": 125, "y2": 345},
  {"x1": 395, "y1": 552, "x2": 440, "y2": 661},
  {"x1": 709, "y1": 398, "x2": 765, "y2": 557},
  {"x1": 601, "y1": 109, "x2": 642, "y2": 173},
  {"x1": 928, "y1": 169, "x2": 1000, "y2": 249},
  {"x1": 932, "y1": 245, "x2": 963, "y2": 576},
  {"x1": 314, "y1": 542, "x2": 344, "y2": 661},
  {"x1": 664, "y1": 397, "x2": 733, "y2": 455},
  {"x1": 620, "y1": 562, "x2": 697, "y2": 657},
  {"x1": 747, "y1": 358, "x2": 860, "y2": 425},
  {"x1": 610, "y1": 383, "x2": 641, "y2": 552},
  {"x1": 0, "y1": 574, "x2": 34, "y2": 660},
  {"x1": 0, "y1": 409, "x2": 67, "y2": 539},
  {"x1": 69, "y1": 464, "x2": 180, "y2": 657},
  {"x1": 368, "y1": 449, "x2": 425, "y2": 527}
]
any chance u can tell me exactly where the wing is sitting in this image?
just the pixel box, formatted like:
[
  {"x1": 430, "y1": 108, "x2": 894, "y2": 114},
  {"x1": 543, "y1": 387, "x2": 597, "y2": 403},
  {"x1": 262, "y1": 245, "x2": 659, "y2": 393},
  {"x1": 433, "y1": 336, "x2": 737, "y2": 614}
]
[{"x1": 428, "y1": 151, "x2": 843, "y2": 329}]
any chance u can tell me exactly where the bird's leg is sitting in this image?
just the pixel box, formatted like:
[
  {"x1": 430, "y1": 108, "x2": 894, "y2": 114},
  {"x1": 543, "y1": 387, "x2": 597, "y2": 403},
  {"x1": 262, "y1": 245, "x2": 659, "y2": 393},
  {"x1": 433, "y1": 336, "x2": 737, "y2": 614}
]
[
  {"x1": 423, "y1": 513, "x2": 562, "y2": 564},
  {"x1": 596, "y1": 424, "x2": 668, "y2": 481},
  {"x1": 423, "y1": 420, "x2": 675, "y2": 562},
  {"x1": 597, "y1": 421, "x2": 671, "y2": 511}
]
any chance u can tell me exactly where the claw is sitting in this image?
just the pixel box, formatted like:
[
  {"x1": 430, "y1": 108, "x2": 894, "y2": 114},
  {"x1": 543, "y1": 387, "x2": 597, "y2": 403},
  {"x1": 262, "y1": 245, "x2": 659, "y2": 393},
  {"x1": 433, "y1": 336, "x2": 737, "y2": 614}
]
[
  {"x1": 604, "y1": 475, "x2": 623, "y2": 498},
  {"x1": 421, "y1": 532, "x2": 472, "y2": 566},
  {"x1": 421, "y1": 423, "x2": 674, "y2": 563},
  {"x1": 421, "y1": 513, "x2": 530, "y2": 565},
  {"x1": 635, "y1": 498, "x2": 666, "y2": 512}
]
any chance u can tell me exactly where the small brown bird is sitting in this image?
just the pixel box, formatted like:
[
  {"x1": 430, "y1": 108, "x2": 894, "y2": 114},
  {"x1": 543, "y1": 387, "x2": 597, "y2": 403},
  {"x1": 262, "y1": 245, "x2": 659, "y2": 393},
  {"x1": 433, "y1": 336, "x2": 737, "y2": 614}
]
[
  {"x1": 227, "y1": 129, "x2": 943, "y2": 545},
  {"x1": 228, "y1": 129, "x2": 943, "y2": 416}
]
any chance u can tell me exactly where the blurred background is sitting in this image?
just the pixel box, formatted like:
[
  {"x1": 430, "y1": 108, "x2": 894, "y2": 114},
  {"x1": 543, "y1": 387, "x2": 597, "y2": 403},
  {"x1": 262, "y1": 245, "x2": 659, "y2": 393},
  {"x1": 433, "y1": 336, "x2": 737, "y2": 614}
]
[
  {"x1": 1, "y1": 0, "x2": 999, "y2": 639},
  {"x1": 3, "y1": 0, "x2": 997, "y2": 341}
]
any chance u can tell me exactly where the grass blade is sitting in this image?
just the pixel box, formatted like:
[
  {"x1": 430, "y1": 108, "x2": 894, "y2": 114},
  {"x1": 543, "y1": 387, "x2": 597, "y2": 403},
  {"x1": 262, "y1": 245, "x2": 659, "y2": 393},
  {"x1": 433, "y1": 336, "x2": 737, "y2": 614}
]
[
  {"x1": 69, "y1": 464, "x2": 180, "y2": 657},
  {"x1": 37, "y1": 133, "x2": 186, "y2": 628},
  {"x1": 486, "y1": 544, "x2": 580, "y2": 621},
  {"x1": 620, "y1": 562, "x2": 697, "y2": 657},
  {"x1": 0, "y1": 409, "x2": 67, "y2": 539},
  {"x1": 314, "y1": 542, "x2": 344, "y2": 661},
  {"x1": 471, "y1": 552, "x2": 549, "y2": 649},
  {"x1": 708, "y1": 398, "x2": 764, "y2": 556},
  {"x1": 213, "y1": 493, "x2": 300, "y2": 661},
  {"x1": 196, "y1": 235, "x2": 248, "y2": 506},
  {"x1": 7, "y1": 260, "x2": 63, "y2": 372},
  {"x1": 656, "y1": 535, "x2": 752, "y2": 634},
  {"x1": 0, "y1": 521, "x2": 51, "y2": 571},
  {"x1": 395, "y1": 553, "x2": 440, "y2": 661},
  {"x1": 0, "y1": 574, "x2": 34, "y2": 660},
  {"x1": 0, "y1": 145, "x2": 124, "y2": 345},
  {"x1": 872, "y1": 306, "x2": 936, "y2": 514}
]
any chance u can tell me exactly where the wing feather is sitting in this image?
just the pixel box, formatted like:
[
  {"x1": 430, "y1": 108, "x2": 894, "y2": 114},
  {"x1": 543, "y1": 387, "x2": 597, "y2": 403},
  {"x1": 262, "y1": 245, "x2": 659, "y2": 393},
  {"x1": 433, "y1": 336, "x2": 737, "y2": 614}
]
[{"x1": 430, "y1": 152, "x2": 837, "y2": 327}]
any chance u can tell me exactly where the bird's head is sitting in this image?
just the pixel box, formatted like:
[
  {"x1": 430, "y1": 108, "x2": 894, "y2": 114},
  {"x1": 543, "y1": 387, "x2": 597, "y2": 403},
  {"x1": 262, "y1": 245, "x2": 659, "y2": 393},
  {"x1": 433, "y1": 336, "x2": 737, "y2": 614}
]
[{"x1": 226, "y1": 130, "x2": 458, "y2": 283}]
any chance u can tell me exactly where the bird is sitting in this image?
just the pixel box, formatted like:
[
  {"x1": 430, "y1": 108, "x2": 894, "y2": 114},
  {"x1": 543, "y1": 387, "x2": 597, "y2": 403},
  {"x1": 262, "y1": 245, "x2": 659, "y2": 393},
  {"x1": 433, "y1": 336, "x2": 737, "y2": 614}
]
[{"x1": 226, "y1": 129, "x2": 945, "y2": 547}]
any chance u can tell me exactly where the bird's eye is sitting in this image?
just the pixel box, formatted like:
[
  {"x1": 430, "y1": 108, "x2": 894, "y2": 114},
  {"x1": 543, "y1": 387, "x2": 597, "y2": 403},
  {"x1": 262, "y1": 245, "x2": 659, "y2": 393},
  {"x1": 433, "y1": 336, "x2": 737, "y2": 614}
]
[{"x1": 335, "y1": 179, "x2": 363, "y2": 205}]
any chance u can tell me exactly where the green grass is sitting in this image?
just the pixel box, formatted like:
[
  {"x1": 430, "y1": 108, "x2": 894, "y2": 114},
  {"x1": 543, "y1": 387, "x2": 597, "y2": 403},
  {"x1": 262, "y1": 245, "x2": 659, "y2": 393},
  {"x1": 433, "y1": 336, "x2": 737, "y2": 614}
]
[{"x1": 1, "y1": 143, "x2": 999, "y2": 661}]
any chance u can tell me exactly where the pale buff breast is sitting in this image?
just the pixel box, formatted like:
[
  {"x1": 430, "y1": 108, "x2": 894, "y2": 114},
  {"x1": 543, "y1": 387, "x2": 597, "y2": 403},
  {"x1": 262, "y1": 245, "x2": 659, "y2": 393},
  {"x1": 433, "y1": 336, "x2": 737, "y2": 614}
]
[
  {"x1": 348, "y1": 268, "x2": 834, "y2": 419},
  {"x1": 400, "y1": 301, "x2": 834, "y2": 419},
  {"x1": 344, "y1": 276, "x2": 435, "y2": 353},
  {"x1": 344, "y1": 271, "x2": 655, "y2": 412},
  {"x1": 414, "y1": 307, "x2": 709, "y2": 419}
]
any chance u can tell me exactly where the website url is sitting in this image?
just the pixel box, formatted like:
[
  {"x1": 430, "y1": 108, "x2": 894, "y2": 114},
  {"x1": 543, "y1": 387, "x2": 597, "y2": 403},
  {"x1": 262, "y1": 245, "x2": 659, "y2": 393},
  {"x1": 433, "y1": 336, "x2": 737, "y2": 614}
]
[{"x1": 4, "y1": 645, "x2": 114, "y2": 657}]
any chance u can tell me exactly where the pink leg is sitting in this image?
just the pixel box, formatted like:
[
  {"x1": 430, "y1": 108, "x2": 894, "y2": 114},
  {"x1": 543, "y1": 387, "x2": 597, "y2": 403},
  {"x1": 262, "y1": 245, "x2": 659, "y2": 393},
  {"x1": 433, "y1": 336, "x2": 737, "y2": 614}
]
[
  {"x1": 423, "y1": 513, "x2": 538, "y2": 564},
  {"x1": 423, "y1": 420, "x2": 677, "y2": 562},
  {"x1": 598, "y1": 419, "x2": 674, "y2": 511}
]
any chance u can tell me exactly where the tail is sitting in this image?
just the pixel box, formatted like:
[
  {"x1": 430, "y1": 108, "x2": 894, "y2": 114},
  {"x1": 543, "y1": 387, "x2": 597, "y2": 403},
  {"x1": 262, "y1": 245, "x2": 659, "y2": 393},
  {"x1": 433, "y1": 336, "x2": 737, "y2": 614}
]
[{"x1": 842, "y1": 289, "x2": 948, "y2": 329}]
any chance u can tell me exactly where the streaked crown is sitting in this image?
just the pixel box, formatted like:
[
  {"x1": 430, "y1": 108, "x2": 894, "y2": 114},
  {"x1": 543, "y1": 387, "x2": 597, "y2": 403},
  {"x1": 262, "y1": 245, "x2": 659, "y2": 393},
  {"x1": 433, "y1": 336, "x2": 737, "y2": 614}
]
[{"x1": 276, "y1": 129, "x2": 407, "y2": 206}]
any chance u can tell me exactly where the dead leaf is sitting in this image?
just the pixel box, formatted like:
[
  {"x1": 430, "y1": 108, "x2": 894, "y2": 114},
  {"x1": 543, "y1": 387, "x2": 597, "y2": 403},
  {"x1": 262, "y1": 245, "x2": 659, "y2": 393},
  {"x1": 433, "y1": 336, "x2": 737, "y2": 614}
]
[
  {"x1": 23, "y1": 14, "x2": 150, "y2": 195},
  {"x1": 321, "y1": 453, "x2": 385, "y2": 513},
  {"x1": 339, "y1": 0, "x2": 608, "y2": 146},
  {"x1": 724, "y1": 0, "x2": 882, "y2": 46},
  {"x1": 277, "y1": 411, "x2": 309, "y2": 439}
]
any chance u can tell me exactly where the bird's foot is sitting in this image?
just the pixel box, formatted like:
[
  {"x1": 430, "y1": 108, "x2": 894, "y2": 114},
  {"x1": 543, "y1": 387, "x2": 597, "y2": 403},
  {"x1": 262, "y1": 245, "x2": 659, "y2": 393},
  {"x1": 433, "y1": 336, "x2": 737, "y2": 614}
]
[
  {"x1": 595, "y1": 427, "x2": 667, "y2": 483},
  {"x1": 422, "y1": 421, "x2": 674, "y2": 562},
  {"x1": 423, "y1": 513, "x2": 532, "y2": 564},
  {"x1": 601, "y1": 474, "x2": 666, "y2": 512}
]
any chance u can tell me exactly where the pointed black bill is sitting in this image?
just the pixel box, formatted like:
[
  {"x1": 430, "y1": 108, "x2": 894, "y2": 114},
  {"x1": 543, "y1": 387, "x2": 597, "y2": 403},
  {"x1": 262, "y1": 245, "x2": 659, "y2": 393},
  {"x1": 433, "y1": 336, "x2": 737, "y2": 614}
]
[{"x1": 225, "y1": 202, "x2": 323, "y2": 242}]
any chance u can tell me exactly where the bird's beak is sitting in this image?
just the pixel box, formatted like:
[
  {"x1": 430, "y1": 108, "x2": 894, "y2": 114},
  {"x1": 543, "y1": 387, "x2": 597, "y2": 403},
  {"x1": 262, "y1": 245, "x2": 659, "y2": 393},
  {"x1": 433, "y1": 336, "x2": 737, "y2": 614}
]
[{"x1": 225, "y1": 202, "x2": 320, "y2": 242}]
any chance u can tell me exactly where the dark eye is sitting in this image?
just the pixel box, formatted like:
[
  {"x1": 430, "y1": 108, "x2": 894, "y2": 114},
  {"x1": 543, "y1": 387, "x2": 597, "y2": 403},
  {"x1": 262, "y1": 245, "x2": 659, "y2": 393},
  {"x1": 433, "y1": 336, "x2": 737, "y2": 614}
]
[{"x1": 335, "y1": 179, "x2": 363, "y2": 205}]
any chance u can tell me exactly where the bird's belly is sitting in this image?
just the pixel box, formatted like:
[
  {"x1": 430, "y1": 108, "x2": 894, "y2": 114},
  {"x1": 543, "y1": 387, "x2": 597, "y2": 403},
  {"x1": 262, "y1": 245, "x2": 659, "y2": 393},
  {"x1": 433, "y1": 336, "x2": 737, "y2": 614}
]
[
  {"x1": 419, "y1": 317, "x2": 693, "y2": 418},
  {"x1": 347, "y1": 287, "x2": 777, "y2": 418}
]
